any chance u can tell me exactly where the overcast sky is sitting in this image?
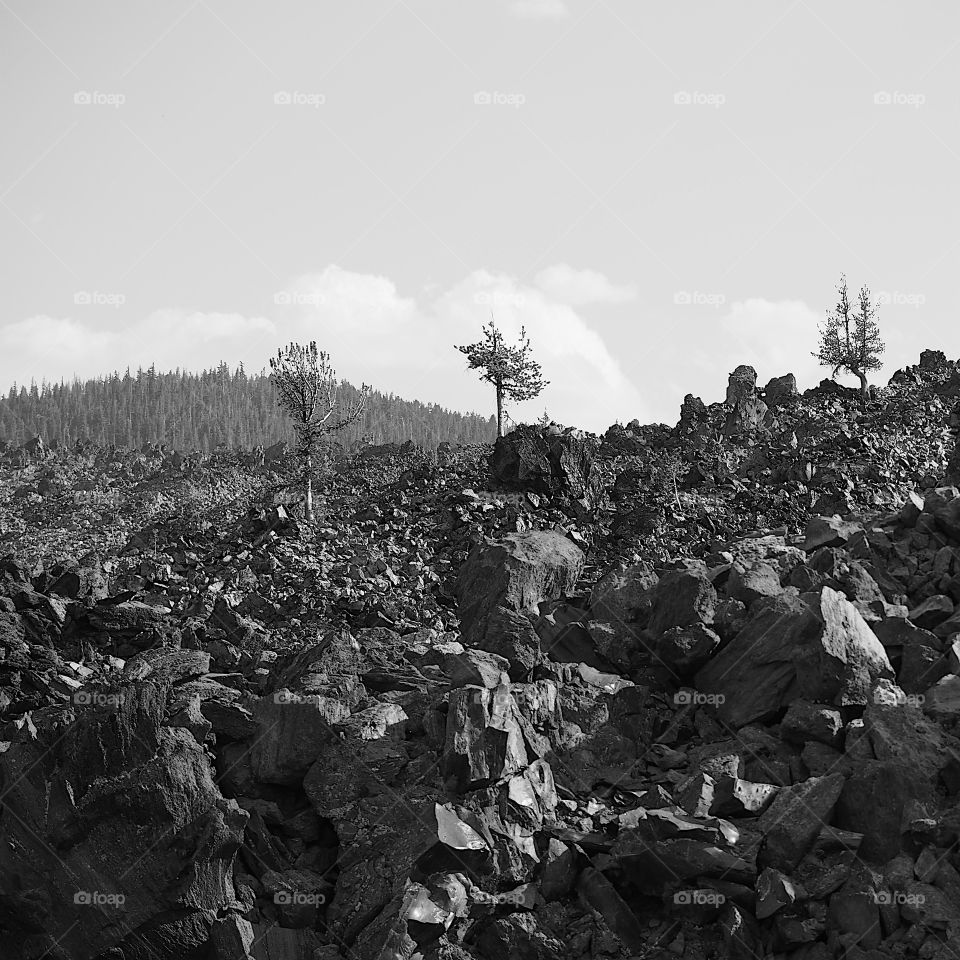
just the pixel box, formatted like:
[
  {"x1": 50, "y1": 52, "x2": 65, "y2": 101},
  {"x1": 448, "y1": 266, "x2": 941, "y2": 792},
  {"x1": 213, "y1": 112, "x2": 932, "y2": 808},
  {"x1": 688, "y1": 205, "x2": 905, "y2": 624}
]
[{"x1": 2, "y1": 1, "x2": 959, "y2": 432}]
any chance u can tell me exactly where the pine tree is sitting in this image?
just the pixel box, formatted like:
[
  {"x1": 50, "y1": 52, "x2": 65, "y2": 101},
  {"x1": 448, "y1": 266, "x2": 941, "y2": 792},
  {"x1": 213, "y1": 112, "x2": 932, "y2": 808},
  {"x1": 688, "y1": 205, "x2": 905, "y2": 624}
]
[
  {"x1": 269, "y1": 342, "x2": 369, "y2": 520},
  {"x1": 456, "y1": 317, "x2": 548, "y2": 437},
  {"x1": 0, "y1": 364, "x2": 495, "y2": 451},
  {"x1": 814, "y1": 274, "x2": 885, "y2": 407}
]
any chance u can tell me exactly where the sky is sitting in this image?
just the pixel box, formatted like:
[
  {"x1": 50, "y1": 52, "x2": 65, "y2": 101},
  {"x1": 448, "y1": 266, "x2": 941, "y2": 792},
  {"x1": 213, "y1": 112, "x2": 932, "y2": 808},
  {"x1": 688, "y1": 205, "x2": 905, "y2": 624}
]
[{"x1": 2, "y1": 0, "x2": 959, "y2": 433}]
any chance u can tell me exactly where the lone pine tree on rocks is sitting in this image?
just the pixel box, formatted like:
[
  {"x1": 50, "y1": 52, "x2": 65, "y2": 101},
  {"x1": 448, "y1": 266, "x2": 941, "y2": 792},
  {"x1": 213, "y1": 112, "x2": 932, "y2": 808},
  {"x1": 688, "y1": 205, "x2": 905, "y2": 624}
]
[
  {"x1": 456, "y1": 317, "x2": 548, "y2": 437},
  {"x1": 269, "y1": 341, "x2": 368, "y2": 520},
  {"x1": 814, "y1": 274, "x2": 885, "y2": 407}
]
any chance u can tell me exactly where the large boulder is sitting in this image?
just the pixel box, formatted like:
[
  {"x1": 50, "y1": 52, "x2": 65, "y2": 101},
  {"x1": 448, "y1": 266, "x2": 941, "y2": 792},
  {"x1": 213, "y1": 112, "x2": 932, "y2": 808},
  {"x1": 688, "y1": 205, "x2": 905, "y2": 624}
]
[
  {"x1": 677, "y1": 394, "x2": 708, "y2": 438},
  {"x1": 442, "y1": 684, "x2": 530, "y2": 791},
  {"x1": 0, "y1": 651, "x2": 247, "y2": 960},
  {"x1": 646, "y1": 567, "x2": 717, "y2": 636},
  {"x1": 723, "y1": 395, "x2": 770, "y2": 437},
  {"x1": 722, "y1": 365, "x2": 772, "y2": 436},
  {"x1": 695, "y1": 587, "x2": 894, "y2": 727},
  {"x1": 488, "y1": 424, "x2": 599, "y2": 500},
  {"x1": 757, "y1": 773, "x2": 845, "y2": 871},
  {"x1": 468, "y1": 605, "x2": 542, "y2": 679},
  {"x1": 588, "y1": 561, "x2": 659, "y2": 624},
  {"x1": 725, "y1": 364, "x2": 758, "y2": 404},
  {"x1": 249, "y1": 690, "x2": 346, "y2": 784},
  {"x1": 947, "y1": 436, "x2": 960, "y2": 486},
  {"x1": 763, "y1": 373, "x2": 798, "y2": 405},
  {"x1": 600, "y1": 421, "x2": 647, "y2": 456},
  {"x1": 921, "y1": 486, "x2": 960, "y2": 540},
  {"x1": 919, "y1": 348, "x2": 948, "y2": 371},
  {"x1": 455, "y1": 532, "x2": 585, "y2": 648},
  {"x1": 835, "y1": 760, "x2": 915, "y2": 862}
]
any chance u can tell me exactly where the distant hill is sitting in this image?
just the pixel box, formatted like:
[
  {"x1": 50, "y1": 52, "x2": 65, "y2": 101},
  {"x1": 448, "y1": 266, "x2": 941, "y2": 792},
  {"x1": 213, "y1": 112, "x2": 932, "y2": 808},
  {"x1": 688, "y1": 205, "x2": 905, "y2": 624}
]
[{"x1": 0, "y1": 363, "x2": 496, "y2": 452}]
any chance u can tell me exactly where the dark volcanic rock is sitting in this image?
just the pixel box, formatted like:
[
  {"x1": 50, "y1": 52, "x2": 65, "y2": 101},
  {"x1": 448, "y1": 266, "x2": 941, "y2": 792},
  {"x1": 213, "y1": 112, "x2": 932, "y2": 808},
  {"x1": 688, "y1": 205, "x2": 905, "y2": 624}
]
[
  {"x1": 646, "y1": 567, "x2": 717, "y2": 636},
  {"x1": 757, "y1": 773, "x2": 845, "y2": 871},
  {"x1": 695, "y1": 587, "x2": 893, "y2": 727},
  {"x1": 0, "y1": 650, "x2": 248, "y2": 960},
  {"x1": 763, "y1": 373, "x2": 798, "y2": 405},
  {"x1": 455, "y1": 531, "x2": 585, "y2": 648},
  {"x1": 488, "y1": 424, "x2": 599, "y2": 500}
]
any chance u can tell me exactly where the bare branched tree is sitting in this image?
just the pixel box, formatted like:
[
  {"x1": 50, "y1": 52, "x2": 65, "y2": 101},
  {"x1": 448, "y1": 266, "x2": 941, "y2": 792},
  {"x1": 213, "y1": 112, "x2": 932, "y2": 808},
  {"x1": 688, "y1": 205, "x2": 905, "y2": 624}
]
[
  {"x1": 456, "y1": 317, "x2": 548, "y2": 437},
  {"x1": 269, "y1": 341, "x2": 369, "y2": 520},
  {"x1": 814, "y1": 274, "x2": 885, "y2": 407}
]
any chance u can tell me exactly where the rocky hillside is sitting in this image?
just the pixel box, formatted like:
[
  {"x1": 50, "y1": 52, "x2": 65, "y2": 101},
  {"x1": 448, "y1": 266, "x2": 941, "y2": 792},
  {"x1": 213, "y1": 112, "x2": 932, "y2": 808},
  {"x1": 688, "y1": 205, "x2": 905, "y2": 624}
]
[{"x1": 1, "y1": 351, "x2": 960, "y2": 960}]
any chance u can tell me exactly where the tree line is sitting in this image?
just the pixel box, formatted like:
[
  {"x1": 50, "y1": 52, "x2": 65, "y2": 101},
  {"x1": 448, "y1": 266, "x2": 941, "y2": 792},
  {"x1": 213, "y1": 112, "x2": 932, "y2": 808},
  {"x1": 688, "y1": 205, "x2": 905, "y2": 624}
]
[{"x1": 0, "y1": 363, "x2": 496, "y2": 451}]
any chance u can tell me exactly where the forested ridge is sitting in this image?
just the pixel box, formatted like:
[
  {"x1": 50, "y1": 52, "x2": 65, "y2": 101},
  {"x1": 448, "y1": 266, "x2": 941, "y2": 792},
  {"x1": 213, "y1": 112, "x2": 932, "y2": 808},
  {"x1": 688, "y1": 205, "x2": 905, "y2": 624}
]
[{"x1": 0, "y1": 363, "x2": 496, "y2": 451}]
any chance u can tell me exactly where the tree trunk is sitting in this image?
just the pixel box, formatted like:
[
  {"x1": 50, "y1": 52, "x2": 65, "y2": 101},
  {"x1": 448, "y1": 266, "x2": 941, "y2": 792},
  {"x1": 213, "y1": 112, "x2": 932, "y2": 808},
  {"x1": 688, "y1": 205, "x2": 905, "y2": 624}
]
[
  {"x1": 855, "y1": 369, "x2": 867, "y2": 408},
  {"x1": 305, "y1": 454, "x2": 314, "y2": 521},
  {"x1": 495, "y1": 385, "x2": 503, "y2": 438}
]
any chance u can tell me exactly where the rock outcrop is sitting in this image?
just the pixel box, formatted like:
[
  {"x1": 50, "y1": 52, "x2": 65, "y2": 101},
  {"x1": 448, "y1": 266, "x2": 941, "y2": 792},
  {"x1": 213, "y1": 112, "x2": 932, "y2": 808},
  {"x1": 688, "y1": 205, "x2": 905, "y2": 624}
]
[{"x1": 488, "y1": 424, "x2": 599, "y2": 501}]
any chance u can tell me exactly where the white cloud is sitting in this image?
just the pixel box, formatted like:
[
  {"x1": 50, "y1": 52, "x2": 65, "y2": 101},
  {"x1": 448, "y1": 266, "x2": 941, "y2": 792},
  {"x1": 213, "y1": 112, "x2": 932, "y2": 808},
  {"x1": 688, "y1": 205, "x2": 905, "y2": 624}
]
[
  {"x1": 717, "y1": 298, "x2": 824, "y2": 387},
  {"x1": 507, "y1": 0, "x2": 570, "y2": 20},
  {"x1": 683, "y1": 297, "x2": 868, "y2": 405},
  {"x1": 533, "y1": 264, "x2": 637, "y2": 305},
  {"x1": 275, "y1": 265, "x2": 648, "y2": 431},
  {"x1": 0, "y1": 312, "x2": 276, "y2": 387},
  {"x1": 434, "y1": 270, "x2": 647, "y2": 428},
  {"x1": 0, "y1": 265, "x2": 647, "y2": 434}
]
